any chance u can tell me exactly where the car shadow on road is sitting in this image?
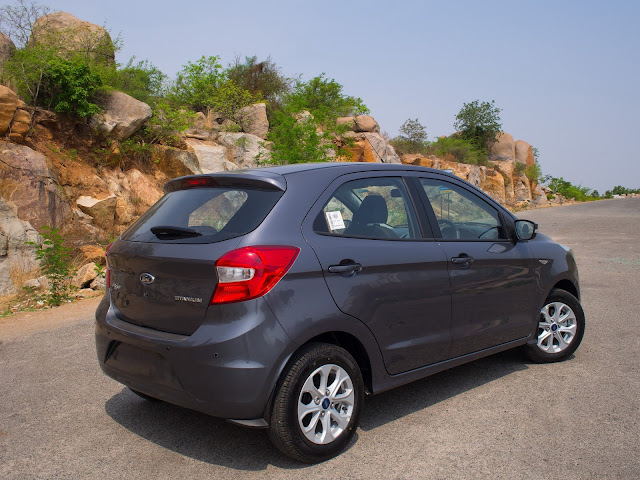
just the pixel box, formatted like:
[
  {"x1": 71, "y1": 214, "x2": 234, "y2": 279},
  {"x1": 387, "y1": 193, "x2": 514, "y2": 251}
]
[{"x1": 105, "y1": 349, "x2": 528, "y2": 470}]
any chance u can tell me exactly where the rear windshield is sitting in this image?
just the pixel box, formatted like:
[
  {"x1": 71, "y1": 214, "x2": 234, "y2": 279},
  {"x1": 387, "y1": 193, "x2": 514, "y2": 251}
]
[{"x1": 122, "y1": 187, "x2": 283, "y2": 244}]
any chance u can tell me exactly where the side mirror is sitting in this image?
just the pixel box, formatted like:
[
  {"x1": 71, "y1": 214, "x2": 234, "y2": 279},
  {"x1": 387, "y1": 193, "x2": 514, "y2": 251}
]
[{"x1": 515, "y1": 219, "x2": 537, "y2": 241}]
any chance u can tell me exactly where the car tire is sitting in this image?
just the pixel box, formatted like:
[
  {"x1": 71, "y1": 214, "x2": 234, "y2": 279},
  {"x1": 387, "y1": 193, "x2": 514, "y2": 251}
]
[
  {"x1": 129, "y1": 388, "x2": 159, "y2": 402},
  {"x1": 268, "y1": 343, "x2": 364, "y2": 463},
  {"x1": 525, "y1": 289, "x2": 585, "y2": 363}
]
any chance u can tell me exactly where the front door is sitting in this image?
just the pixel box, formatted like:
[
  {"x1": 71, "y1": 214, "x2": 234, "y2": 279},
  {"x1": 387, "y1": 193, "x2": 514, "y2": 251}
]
[
  {"x1": 303, "y1": 173, "x2": 452, "y2": 375},
  {"x1": 416, "y1": 177, "x2": 536, "y2": 357}
]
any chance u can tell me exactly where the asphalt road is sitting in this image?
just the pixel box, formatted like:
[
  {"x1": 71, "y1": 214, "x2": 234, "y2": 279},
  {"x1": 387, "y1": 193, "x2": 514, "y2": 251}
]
[{"x1": 1, "y1": 198, "x2": 639, "y2": 479}]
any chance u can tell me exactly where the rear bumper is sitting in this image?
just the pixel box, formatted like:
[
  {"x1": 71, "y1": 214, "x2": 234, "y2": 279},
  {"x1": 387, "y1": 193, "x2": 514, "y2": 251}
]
[{"x1": 95, "y1": 294, "x2": 292, "y2": 420}]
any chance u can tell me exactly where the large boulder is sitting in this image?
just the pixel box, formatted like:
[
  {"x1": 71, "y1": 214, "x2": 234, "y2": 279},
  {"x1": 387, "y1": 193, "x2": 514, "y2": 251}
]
[
  {"x1": 185, "y1": 139, "x2": 239, "y2": 173},
  {"x1": 354, "y1": 115, "x2": 380, "y2": 133},
  {"x1": 363, "y1": 133, "x2": 401, "y2": 163},
  {"x1": 489, "y1": 159, "x2": 516, "y2": 204},
  {"x1": 126, "y1": 169, "x2": 163, "y2": 208},
  {"x1": 30, "y1": 12, "x2": 115, "y2": 65},
  {"x1": 488, "y1": 132, "x2": 515, "y2": 161},
  {"x1": 337, "y1": 116, "x2": 356, "y2": 130},
  {"x1": 532, "y1": 184, "x2": 548, "y2": 206},
  {"x1": 0, "y1": 141, "x2": 72, "y2": 230},
  {"x1": 0, "y1": 195, "x2": 39, "y2": 296},
  {"x1": 217, "y1": 133, "x2": 270, "y2": 168},
  {"x1": 154, "y1": 146, "x2": 200, "y2": 178},
  {"x1": 238, "y1": 103, "x2": 269, "y2": 139},
  {"x1": 89, "y1": 90, "x2": 152, "y2": 140},
  {"x1": 76, "y1": 195, "x2": 117, "y2": 231},
  {"x1": 0, "y1": 32, "x2": 16, "y2": 74},
  {"x1": 0, "y1": 85, "x2": 20, "y2": 136},
  {"x1": 514, "y1": 175, "x2": 533, "y2": 203},
  {"x1": 515, "y1": 140, "x2": 535, "y2": 166},
  {"x1": 71, "y1": 262, "x2": 97, "y2": 289}
]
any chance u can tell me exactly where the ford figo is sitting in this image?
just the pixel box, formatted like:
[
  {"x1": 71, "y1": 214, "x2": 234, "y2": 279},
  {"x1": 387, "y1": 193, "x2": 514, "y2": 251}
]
[{"x1": 95, "y1": 163, "x2": 585, "y2": 462}]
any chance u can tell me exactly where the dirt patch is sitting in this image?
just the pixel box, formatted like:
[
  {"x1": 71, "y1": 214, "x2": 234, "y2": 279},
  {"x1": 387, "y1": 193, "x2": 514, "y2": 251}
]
[{"x1": 0, "y1": 296, "x2": 102, "y2": 342}]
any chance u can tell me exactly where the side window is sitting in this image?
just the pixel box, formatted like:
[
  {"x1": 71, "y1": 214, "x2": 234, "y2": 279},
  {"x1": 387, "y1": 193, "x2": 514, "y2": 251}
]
[
  {"x1": 314, "y1": 177, "x2": 419, "y2": 240},
  {"x1": 419, "y1": 179, "x2": 506, "y2": 240}
]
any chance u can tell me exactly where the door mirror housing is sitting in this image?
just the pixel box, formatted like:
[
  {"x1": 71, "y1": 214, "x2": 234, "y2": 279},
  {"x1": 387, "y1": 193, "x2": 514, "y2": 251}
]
[{"x1": 515, "y1": 219, "x2": 537, "y2": 241}]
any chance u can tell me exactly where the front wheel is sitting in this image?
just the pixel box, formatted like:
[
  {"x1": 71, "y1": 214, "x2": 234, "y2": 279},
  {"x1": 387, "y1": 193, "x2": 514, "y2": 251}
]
[
  {"x1": 268, "y1": 343, "x2": 364, "y2": 463},
  {"x1": 525, "y1": 288, "x2": 585, "y2": 363}
]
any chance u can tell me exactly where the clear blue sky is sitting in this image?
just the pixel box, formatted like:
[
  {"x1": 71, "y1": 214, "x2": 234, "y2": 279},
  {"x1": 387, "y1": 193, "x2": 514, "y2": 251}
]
[{"x1": 31, "y1": 0, "x2": 640, "y2": 191}]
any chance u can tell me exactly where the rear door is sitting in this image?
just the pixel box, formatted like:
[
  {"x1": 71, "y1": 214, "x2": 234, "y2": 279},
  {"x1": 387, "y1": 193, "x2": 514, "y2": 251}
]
[
  {"x1": 414, "y1": 176, "x2": 536, "y2": 357},
  {"x1": 302, "y1": 172, "x2": 452, "y2": 375}
]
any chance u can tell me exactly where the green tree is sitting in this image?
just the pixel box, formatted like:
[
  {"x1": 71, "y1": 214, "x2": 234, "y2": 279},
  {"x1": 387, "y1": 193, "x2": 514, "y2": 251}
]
[
  {"x1": 171, "y1": 55, "x2": 225, "y2": 113},
  {"x1": 98, "y1": 57, "x2": 166, "y2": 105},
  {"x1": 264, "y1": 74, "x2": 368, "y2": 165},
  {"x1": 390, "y1": 118, "x2": 428, "y2": 155},
  {"x1": 283, "y1": 73, "x2": 368, "y2": 125},
  {"x1": 454, "y1": 99, "x2": 503, "y2": 148}
]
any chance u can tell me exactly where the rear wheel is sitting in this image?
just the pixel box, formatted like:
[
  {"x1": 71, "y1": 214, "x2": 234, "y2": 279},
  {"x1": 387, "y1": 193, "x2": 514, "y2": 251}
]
[
  {"x1": 268, "y1": 343, "x2": 364, "y2": 463},
  {"x1": 526, "y1": 289, "x2": 585, "y2": 363}
]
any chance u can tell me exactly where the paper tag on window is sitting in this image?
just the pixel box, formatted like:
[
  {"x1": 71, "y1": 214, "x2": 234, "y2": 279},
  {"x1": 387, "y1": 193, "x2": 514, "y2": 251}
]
[{"x1": 325, "y1": 211, "x2": 346, "y2": 231}]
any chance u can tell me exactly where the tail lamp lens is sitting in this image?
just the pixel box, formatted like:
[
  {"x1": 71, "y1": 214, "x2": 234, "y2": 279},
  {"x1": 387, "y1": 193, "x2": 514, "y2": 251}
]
[{"x1": 211, "y1": 246, "x2": 300, "y2": 304}]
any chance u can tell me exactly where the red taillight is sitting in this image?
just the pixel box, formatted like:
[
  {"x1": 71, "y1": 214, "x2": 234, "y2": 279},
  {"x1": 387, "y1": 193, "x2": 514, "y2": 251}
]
[
  {"x1": 105, "y1": 242, "x2": 113, "y2": 288},
  {"x1": 211, "y1": 246, "x2": 300, "y2": 304}
]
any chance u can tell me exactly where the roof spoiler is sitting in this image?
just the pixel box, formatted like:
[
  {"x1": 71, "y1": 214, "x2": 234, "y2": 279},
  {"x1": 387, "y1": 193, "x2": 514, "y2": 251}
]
[{"x1": 164, "y1": 172, "x2": 287, "y2": 194}]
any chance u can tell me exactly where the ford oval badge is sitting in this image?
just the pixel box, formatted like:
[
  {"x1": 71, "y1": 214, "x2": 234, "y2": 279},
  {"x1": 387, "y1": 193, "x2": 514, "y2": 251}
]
[{"x1": 140, "y1": 273, "x2": 155, "y2": 285}]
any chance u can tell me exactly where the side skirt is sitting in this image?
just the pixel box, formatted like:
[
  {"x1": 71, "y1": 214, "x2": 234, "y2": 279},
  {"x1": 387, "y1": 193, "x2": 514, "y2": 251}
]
[{"x1": 372, "y1": 336, "x2": 530, "y2": 395}]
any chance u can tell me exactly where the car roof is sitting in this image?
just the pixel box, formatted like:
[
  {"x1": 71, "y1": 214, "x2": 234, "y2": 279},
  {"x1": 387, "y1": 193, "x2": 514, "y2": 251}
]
[{"x1": 251, "y1": 162, "x2": 446, "y2": 177}]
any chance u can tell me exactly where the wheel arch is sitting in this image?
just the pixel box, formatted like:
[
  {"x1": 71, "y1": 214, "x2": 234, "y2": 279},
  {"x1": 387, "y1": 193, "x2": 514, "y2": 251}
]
[{"x1": 551, "y1": 278, "x2": 579, "y2": 300}]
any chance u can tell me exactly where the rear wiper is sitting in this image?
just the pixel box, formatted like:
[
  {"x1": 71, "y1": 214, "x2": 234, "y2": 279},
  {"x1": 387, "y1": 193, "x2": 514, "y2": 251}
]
[{"x1": 150, "y1": 226, "x2": 202, "y2": 238}]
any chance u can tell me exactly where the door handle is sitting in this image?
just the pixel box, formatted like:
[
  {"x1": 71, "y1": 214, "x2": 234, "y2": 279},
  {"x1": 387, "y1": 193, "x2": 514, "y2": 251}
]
[
  {"x1": 451, "y1": 254, "x2": 474, "y2": 266},
  {"x1": 328, "y1": 262, "x2": 362, "y2": 276}
]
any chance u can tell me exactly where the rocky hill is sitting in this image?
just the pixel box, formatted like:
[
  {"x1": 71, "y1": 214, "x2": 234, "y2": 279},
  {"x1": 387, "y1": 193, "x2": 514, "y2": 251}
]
[{"x1": 0, "y1": 11, "x2": 548, "y2": 301}]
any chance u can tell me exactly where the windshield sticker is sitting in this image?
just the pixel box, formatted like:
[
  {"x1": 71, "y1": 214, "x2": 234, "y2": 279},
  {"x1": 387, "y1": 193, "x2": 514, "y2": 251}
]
[{"x1": 325, "y1": 211, "x2": 346, "y2": 231}]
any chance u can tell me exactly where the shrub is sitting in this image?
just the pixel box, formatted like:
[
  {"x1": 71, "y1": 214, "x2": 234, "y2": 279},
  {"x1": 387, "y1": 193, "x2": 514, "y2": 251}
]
[
  {"x1": 227, "y1": 55, "x2": 291, "y2": 117},
  {"x1": 3, "y1": 47, "x2": 101, "y2": 116},
  {"x1": 429, "y1": 136, "x2": 488, "y2": 165},
  {"x1": 27, "y1": 226, "x2": 75, "y2": 307},
  {"x1": 264, "y1": 74, "x2": 368, "y2": 165},
  {"x1": 390, "y1": 118, "x2": 428, "y2": 155},
  {"x1": 98, "y1": 57, "x2": 166, "y2": 105},
  {"x1": 525, "y1": 160, "x2": 542, "y2": 185}
]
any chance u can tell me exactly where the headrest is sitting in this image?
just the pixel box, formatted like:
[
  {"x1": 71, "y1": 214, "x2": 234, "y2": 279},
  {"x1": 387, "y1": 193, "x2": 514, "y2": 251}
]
[{"x1": 353, "y1": 194, "x2": 388, "y2": 225}]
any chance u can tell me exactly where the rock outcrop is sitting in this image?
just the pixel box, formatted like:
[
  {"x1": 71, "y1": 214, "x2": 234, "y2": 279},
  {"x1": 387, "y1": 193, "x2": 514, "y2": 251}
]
[
  {"x1": 0, "y1": 141, "x2": 72, "y2": 230},
  {"x1": 489, "y1": 132, "x2": 516, "y2": 161},
  {"x1": 30, "y1": 12, "x2": 115, "y2": 65},
  {"x1": 515, "y1": 140, "x2": 535, "y2": 166},
  {"x1": 76, "y1": 195, "x2": 117, "y2": 231},
  {"x1": 218, "y1": 133, "x2": 270, "y2": 168},
  {"x1": 238, "y1": 103, "x2": 269, "y2": 139},
  {"x1": 0, "y1": 195, "x2": 39, "y2": 296},
  {"x1": 185, "y1": 139, "x2": 239, "y2": 173},
  {"x1": 154, "y1": 146, "x2": 200, "y2": 178},
  {"x1": 89, "y1": 91, "x2": 152, "y2": 140},
  {"x1": 0, "y1": 32, "x2": 16, "y2": 74},
  {"x1": 0, "y1": 86, "x2": 20, "y2": 136}
]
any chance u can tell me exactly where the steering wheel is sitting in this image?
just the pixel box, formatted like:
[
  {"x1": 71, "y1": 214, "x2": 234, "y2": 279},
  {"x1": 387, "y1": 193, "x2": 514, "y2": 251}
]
[{"x1": 437, "y1": 219, "x2": 459, "y2": 239}]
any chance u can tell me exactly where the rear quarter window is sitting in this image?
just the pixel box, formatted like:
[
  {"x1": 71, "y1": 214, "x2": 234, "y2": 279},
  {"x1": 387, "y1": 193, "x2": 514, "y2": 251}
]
[{"x1": 122, "y1": 187, "x2": 283, "y2": 244}]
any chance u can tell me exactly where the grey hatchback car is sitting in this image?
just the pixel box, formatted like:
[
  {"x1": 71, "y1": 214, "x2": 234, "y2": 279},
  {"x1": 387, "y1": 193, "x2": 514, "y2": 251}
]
[{"x1": 95, "y1": 163, "x2": 585, "y2": 462}]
